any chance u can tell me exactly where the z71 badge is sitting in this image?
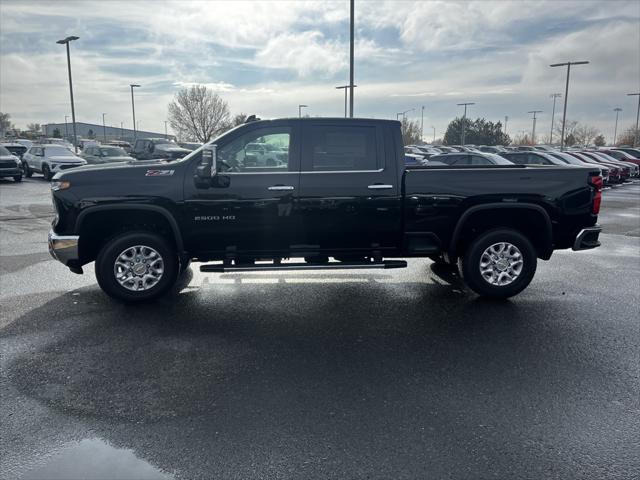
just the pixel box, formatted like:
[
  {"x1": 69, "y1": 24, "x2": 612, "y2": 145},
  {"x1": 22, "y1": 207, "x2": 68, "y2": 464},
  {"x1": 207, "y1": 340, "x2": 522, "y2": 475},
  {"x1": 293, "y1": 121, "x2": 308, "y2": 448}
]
[{"x1": 145, "y1": 169, "x2": 175, "y2": 176}]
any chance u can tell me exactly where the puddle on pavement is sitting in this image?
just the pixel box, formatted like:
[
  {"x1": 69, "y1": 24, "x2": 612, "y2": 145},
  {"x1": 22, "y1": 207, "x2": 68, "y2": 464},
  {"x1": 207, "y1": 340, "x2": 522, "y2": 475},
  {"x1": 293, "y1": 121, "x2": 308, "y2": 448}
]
[{"x1": 20, "y1": 437, "x2": 173, "y2": 480}]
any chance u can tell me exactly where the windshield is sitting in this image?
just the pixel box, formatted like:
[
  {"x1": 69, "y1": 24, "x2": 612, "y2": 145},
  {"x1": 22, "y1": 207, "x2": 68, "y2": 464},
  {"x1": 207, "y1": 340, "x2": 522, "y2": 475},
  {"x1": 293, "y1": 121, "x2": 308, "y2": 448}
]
[
  {"x1": 45, "y1": 145, "x2": 74, "y2": 156},
  {"x1": 100, "y1": 147, "x2": 127, "y2": 157},
  {"x1": 0, "y1": 146, "x2": 11, "y2": 156},
  {"x1": 152, "y1": 139, "x2": 172, "y2": 145},
  {"x1": 485, "y1": 153, "x2": 514, "y2": 165}
]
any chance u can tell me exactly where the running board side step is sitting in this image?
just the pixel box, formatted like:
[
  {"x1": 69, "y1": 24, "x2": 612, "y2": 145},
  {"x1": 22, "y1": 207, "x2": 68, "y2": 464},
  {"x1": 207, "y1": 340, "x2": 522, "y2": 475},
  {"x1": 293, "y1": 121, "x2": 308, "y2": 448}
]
[{"x1": 200, "y1": 260, "x2": 407, "y2": 273}]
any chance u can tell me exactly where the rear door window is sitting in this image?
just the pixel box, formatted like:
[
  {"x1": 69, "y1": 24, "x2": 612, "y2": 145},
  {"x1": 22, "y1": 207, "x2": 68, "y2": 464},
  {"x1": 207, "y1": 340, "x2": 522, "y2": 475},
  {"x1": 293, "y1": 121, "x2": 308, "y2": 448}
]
[{"x1": 305, "y1": 125, "x2": 378, "y2": 171}]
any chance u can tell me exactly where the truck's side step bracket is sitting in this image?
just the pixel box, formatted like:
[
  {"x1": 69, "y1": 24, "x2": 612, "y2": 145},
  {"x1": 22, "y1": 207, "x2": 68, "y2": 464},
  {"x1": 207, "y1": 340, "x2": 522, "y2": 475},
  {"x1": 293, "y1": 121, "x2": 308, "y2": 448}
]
[{"x1": 200, "y1": 260, "x2": 407, "y2": 273}]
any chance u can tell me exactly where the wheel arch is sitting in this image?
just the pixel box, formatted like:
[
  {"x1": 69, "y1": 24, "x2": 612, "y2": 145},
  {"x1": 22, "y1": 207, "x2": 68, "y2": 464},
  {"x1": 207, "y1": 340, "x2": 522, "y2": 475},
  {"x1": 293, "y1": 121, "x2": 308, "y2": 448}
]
[
  {"x1": 448, "y1": 203, "x2": 553, "y2": 261},
  {"x1": 75, "y1": 205, "x2": 185, "y2": 264}
]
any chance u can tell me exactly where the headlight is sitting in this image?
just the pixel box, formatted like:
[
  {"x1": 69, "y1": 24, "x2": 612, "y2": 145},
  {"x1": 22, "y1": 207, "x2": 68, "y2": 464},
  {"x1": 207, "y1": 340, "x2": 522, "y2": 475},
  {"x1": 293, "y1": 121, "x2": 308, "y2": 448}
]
[{"x1": 51, "y1": 180, "x2": 71, "y2": 191}]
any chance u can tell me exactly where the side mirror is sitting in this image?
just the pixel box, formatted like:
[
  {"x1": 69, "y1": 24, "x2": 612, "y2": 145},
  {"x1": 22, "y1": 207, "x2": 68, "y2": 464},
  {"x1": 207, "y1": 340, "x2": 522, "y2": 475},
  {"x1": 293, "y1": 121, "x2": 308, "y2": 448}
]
[{"x1": 196, "y1": 144, "x2": 217, "y2": 180}]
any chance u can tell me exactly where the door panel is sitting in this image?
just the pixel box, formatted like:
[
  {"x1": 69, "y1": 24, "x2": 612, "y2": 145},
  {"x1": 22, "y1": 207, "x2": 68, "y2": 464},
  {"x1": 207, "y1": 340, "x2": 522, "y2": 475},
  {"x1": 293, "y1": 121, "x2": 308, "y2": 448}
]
[
  {"x1": 297, "y1": 122, "x2": 401, "y2": 253},
  {"x1": 182, "y1": 121, "x2": 302, "y2": 257}
]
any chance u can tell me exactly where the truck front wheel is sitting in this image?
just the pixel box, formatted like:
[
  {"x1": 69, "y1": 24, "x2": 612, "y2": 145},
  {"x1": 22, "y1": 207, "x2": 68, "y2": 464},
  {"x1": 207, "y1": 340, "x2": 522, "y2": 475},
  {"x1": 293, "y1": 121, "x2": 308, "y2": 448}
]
[
  {"x1": 95, "y1": 231, "x2": 179, "y2": 303},
  {"x1": 460, "y1": 228, "x2": 537, "y2": 299}
]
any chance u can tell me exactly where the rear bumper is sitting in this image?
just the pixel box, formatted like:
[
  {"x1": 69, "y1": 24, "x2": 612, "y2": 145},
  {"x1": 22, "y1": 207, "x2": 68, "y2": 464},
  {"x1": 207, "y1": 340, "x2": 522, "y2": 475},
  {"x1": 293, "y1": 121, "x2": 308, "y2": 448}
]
[
  {"x1": 48, "y1": 230, "x2": 80, "y2": 266},
  {"x1": 572, "y1": 226, "x2": 602, "y2": 251}
]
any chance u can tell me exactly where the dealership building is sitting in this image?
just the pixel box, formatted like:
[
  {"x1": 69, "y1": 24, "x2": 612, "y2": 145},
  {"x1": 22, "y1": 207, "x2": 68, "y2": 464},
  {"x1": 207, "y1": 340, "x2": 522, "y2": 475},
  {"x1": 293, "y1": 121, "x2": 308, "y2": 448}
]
[{"x1": 43, "y1": 121, "x2": 175, "y2": 144}]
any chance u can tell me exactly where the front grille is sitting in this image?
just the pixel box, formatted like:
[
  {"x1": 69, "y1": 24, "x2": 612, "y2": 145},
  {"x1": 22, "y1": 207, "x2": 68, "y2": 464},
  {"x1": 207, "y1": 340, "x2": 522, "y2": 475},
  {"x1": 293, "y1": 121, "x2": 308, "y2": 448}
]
[
  {"x1": 58, "y1": 164, "x2": 81, "y2": 170},
  {"x1": 0, "y1": 160, "x2": 17, "y2": 168}
]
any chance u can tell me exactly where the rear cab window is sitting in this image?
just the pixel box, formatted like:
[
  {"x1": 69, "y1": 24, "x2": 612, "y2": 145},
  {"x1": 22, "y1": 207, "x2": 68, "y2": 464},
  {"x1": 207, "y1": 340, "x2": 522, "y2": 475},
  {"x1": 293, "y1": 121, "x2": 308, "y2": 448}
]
[{"x1": 302, "y1": 124, "x2": 381, "y2": 171}]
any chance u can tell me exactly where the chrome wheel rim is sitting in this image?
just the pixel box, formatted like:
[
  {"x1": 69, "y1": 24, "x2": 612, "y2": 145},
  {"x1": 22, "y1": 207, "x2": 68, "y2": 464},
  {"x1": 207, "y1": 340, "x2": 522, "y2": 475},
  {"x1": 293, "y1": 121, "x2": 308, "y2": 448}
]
[
  {"x1": 113, "y1": 245, "x2": 164, "y2": 291},
  {"x1": 479, "y1": 242, "x2": 523, "y2": 286}
]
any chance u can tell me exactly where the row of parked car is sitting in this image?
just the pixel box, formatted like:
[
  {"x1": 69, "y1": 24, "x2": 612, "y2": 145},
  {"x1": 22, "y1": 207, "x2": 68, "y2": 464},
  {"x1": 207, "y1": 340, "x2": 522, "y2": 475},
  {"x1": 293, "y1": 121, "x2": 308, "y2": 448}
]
[
  {"x1": 0, "y1": 137, "x2": 203, "y2": 181},
  {"x1": 404, "y1": 144, "x2": 640, "y2": 186}
]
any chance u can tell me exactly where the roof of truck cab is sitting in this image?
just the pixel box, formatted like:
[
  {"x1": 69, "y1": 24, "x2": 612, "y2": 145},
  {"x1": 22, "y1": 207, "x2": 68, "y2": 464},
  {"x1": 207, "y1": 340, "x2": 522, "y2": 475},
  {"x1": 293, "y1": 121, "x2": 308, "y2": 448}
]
[{"x1": 248, "y1": 117, "x2": 401, "y2": 125}]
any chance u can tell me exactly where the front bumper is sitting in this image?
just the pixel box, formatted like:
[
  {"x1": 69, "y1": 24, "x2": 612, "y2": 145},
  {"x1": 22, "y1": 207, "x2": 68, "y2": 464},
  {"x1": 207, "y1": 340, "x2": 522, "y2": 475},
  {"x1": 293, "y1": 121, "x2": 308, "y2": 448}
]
[
  {"x1": 0, "y1": 167, "x2": 21, "y2": 177},
  {"x1": 572, "y1": 226, "x2": 602, "y2": 251},
  {"x1": 48, "y1": 230, "x2": 80, "y2": 266}
]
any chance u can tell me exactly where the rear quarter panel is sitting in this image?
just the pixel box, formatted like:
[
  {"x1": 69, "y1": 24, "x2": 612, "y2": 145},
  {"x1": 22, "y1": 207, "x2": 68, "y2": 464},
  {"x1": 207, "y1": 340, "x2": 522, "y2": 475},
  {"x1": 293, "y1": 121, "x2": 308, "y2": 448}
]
[{"x1": 402, "y1": 165, "x2": 599, "y2": 250}]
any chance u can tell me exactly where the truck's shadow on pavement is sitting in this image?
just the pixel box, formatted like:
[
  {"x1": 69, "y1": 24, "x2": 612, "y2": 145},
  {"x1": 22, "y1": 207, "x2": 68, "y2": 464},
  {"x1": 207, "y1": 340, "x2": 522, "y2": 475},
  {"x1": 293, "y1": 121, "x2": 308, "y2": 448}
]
[{"x1": 3, "y1": 266, "x2": 620, "y2": 479}]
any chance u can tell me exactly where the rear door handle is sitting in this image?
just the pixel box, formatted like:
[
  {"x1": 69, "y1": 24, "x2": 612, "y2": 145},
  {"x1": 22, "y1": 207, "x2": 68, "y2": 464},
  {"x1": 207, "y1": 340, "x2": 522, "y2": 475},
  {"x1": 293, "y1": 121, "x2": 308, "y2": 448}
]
[
  {"x1": 268, "y1": 185, "x2": 295, "y2": 191},
  {"x1": 367, "y1": 184, "x2": 393, "y2": 190}
]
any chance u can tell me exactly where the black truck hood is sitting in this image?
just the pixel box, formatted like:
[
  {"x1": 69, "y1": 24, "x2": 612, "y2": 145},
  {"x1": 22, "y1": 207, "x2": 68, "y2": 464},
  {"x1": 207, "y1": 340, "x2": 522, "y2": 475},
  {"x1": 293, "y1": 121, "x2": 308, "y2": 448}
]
[{"x1": 55, "y1": 159, "x2": 180, "y2": 180}]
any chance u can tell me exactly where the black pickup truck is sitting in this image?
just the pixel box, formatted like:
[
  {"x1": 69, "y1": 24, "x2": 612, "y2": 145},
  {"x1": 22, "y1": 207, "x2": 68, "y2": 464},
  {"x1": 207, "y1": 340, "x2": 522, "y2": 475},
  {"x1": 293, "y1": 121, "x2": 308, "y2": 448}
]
[{"x1": 48, "y1": 118, "x2": 602, "y2": 302}]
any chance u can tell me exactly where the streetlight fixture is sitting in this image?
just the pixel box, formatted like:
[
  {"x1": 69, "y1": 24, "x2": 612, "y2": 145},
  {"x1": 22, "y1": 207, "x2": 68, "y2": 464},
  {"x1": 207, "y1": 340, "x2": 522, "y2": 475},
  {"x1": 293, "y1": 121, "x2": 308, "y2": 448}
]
[
  {"x1": 549, "y1": 93, "x2": 562, "y2": 144},
  {"x1": 130, "y1": 84, "x2": 140, "y2": 139},
  {"x1": 102, "y1": 113, "x2": 107, "y2": 142},
  {"x1": 457, "y1": 102, "x2": 475, "y2": 145},
  {"x1": 550, "y1": 60, "x2": 589, "y2": 150},
  {"x1": 56, "y1": 35, "x2": 79, "y2": 152},
  {"x1": 628, "y1": 93, "x2": 640, "y2": 147},
  {"x1": 613, "y1": 107, "x2": 622, "y2": 145},
  {"x1": 336, "y1": 85, "x2": 357, "y2": 117},
  {"x1": 298, "y1": 104, "x2": 308, "y2": 118},
  {"x1": 528, "y1": 110, "x2": 543, "y2": 145},
  {"x1": 396, "y1": 108, "x2": 415, "y2": 122}
]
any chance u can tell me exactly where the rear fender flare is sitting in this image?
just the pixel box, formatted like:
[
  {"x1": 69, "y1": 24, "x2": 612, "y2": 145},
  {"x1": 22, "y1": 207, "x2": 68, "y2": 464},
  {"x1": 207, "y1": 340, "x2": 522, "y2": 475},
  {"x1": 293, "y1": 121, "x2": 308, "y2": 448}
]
[{"x1": 448, "y1": 203, "x2": 553, "y2": 260}]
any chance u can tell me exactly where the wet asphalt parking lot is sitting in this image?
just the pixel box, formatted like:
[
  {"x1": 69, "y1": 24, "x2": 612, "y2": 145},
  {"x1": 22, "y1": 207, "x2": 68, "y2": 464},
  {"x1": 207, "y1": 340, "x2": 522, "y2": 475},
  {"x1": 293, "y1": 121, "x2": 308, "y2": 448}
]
[{"x1": 1, "y1": 176, "x2": 639, "y2": 479}]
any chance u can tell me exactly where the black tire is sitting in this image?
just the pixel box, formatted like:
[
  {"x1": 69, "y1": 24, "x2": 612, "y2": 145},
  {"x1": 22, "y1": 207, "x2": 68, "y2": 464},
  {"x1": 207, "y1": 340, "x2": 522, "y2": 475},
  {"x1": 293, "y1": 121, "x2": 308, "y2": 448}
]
[
  {"x1": 42, "y1": 164, "x2": 52, "y2": 181},
  {"x1": 23, "y1": 162, "x2": 32, "y2": 178},
  {"x1": 460, "y1": 228, "x2": 537, "y2": 299},
  {"x1": 95, "y1": 231, "x2": 179, "y2": 303},
  {"x1": 179, "y1": 258, "x2": 191, "y2": 274},
  {"x1": 13, "y1": 175, "x2": 22, "y2": 182}
]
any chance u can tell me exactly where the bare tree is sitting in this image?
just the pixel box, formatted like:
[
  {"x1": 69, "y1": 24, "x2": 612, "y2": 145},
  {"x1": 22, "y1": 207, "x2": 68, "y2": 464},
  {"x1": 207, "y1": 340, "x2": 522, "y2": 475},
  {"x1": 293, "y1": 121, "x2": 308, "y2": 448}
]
[
  {"x1": 512, "y1": 133, "x2": 532, "y2": 145},
  {"x1": 26, "y1": 123, "x2": 41, "y2": 133},
  {"x1": 401, "y1": 117, "x2": 422, "y2": 145},
  {"x1": 573, "y1": 124, "x2": 601, "y2": 147},
  {"x1": 168, "y1": 86, "x2": 230, "y2": 142},
  {"x1": 616, "y1": 125, "x2": 639, "y2": 146},
  {"x1": 0, "y1": 112, "x2": 12, "y2": 137},
  {"x1": 593, "y1": 134, "x2": 606, "y2": 147}
]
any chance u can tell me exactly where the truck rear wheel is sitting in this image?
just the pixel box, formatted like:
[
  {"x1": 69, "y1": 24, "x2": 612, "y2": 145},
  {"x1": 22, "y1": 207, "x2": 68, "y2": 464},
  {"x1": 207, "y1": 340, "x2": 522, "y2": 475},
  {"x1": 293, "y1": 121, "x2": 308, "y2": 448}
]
[
  {"x1": 95, "y1": 231, "x2": 179, "y2": 303},
  {"x1": 460, "y1": 228, "x2": 536, "y2": 299}
]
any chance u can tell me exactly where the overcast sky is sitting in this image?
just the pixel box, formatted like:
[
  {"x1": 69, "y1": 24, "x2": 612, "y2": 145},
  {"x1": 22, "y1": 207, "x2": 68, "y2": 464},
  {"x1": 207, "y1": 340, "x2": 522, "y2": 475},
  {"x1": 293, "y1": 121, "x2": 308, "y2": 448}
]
[{"x1": 1, "y1": 0, "x2": 639, "y2": 141}]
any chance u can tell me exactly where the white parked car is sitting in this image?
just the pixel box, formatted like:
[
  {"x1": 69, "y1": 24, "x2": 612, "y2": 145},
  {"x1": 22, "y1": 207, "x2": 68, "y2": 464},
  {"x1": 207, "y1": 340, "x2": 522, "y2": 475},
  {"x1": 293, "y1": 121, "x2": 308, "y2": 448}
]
[
  {"x1": 243, "y1": 142, "x2": 287, "y2": 166},
  {"x1": 22, "y1": 145, "x2": 86, "y2": 180},
  {"x1": 0, "y1": 145, "x2": 22, "y2": 182}
]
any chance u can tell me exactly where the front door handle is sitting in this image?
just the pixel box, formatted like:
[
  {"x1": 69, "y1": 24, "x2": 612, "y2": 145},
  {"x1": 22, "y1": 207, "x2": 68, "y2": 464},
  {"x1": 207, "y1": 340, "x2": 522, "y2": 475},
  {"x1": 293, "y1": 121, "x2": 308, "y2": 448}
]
[
  {"x1": 367, "y1": 184, "x2": 393, "y2": 190},
  {"x1": 268, "y1": 185, "x2": 295, "y2": 191}
]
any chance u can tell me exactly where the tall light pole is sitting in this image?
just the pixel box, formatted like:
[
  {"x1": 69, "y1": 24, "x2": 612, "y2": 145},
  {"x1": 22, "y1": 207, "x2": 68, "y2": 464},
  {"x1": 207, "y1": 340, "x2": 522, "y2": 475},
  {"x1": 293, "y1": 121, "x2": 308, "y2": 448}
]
[
  {"x1": 120, "y1": 121, "x2": 124, "y2": 140},
  {"x1": 298, "y1": 104, "x2": 308, "y2": 118},
  {"x1": 348, "y1": 0, "x2": 355, "y2": 118},
  {"x1": 336, "y1": 85, "x2": 356, "y2": 117},
  {"x1": 56, "y1": 35, "x2": 79, "y2": 152},
  {"x1": 164, "y1": 120, "x2": 168, "y2": 139},
  {"x1": 102, "y1": 113, "x2": 107, "y2": 142},
  {"x1": 613, "y1": 107, "x2": 622, "y2": 145},
  {"x1": 550, "y1": 61, "x2": 589, "y2": 150},
  {"x1": 64, "y1": 115, "x2": 69, "y2": 140},
  {"x1": 528, "y1": 110, "x2": 543, "y2": 145},
  {"x1": 628, "y1": 93, "x2": 640, "y2": 147},
  {"x1": 431, "y1": 126, "x2": 436, "y2": 143},
  {"x1": 504, "y1": 115, "x2": 508, "y2": 136},
  {"x1": 457, "y1": 102, "x2": 475, "y2": 145},
  {"x1": 130, "y1": 84, "x2": 140, "y2": 139},
  {"x1": 549, "y1": 93, "x2": 562, "y2": 144},
  {"x1": 420, "y1": 105, "x2": 425, "y2": 142}
]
